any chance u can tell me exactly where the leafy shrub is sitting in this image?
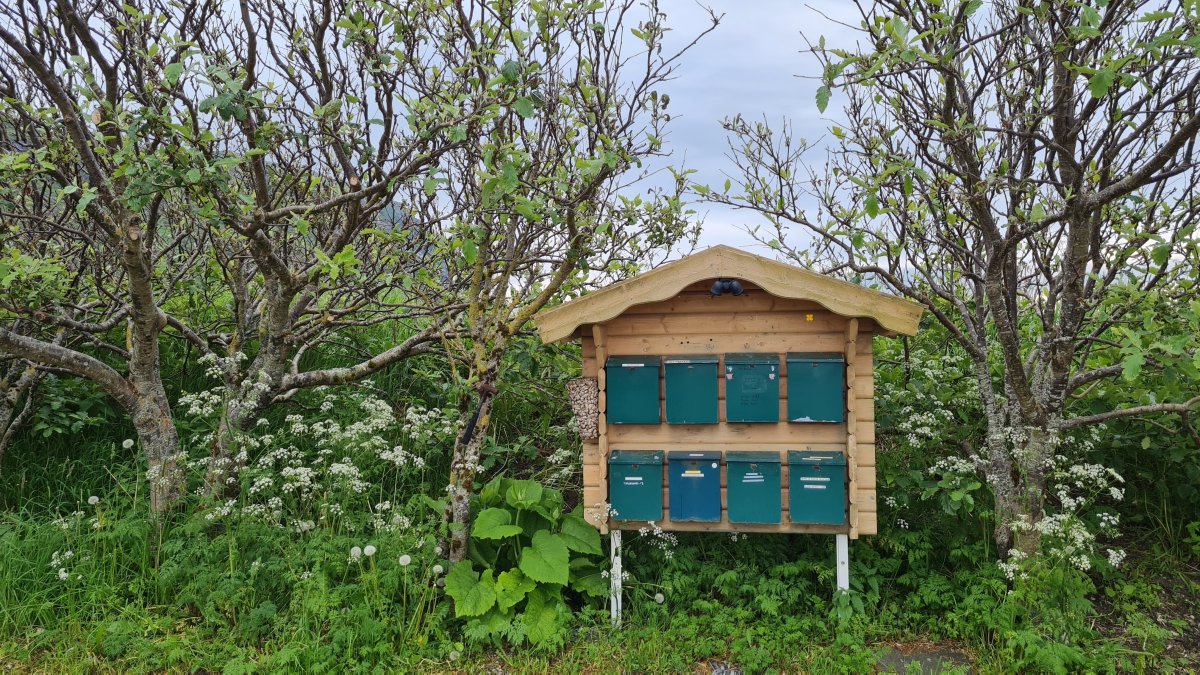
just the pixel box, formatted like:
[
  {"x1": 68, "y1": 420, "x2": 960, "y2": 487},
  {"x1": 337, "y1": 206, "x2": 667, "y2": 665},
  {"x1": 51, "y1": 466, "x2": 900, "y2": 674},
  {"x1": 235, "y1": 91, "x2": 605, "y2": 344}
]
[{"x1": 445, "y1": 476, "x2": 606, "y2": 648}]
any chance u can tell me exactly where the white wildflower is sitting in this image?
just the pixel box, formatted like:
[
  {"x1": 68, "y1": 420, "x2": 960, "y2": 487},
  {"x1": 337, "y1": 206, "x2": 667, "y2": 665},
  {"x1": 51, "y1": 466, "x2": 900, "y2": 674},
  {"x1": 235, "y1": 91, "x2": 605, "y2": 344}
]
[
  {"x1": 398, "y1": 554, "x2": 412, "y2": 567},
  {"x1": 122, "y1": 439, "x2": 135, "y2": 449},
  {"x1": 654, "y1": 592, "x2": 665, "y2": 604},
  {"x1": 363, "y1": 545, "x2": 377, "y2": 558},
  {"x1": 433, "y1": 564, "x2": 444, "y2": 575},
  {"x1": 87, "y1": 496, "x2": 99, "y2": 506}
]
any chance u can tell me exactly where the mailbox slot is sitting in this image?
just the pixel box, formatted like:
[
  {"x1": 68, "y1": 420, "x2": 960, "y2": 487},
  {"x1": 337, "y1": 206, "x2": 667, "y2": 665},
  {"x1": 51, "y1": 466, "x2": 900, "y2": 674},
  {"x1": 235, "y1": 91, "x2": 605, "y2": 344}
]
[
  {"x1": 786, "y1": 352, "x2": 845, "y2": 423},
  {"x1": 668, "y1": 450, "x2": 721, "y2": 522},
  {"x1": 724, "y1": 353, "x2": 781, "y2": 423},
  {"x1": 787, "y1": 450, "x2": 847, "y2": 525},
  {"x1": 605, "y1": 356, "x2": 661, "y2": 424},
  {"x1": 608, "y1": 450, "x2": 664, "y2": 521},
  {"x1": 664, "y1": 355, "x2": 719, "y2": 424},
  {"x1": 726, "y1": 451, "x2": 782, "y2": 524}
]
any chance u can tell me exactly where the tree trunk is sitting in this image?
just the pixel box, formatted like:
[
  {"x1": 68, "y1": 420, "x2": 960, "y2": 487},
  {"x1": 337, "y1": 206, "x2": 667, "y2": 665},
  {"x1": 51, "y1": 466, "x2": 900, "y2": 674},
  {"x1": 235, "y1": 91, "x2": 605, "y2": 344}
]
[
  {"x1": 0, "y1": 361, "x2": 41, "y2": 470},
  {"x1": 131, "y1": 377, "x2": 183, "y2": 517},
  {"x1": 445, "y1": 389, "x2": 497, "y2": 562}
]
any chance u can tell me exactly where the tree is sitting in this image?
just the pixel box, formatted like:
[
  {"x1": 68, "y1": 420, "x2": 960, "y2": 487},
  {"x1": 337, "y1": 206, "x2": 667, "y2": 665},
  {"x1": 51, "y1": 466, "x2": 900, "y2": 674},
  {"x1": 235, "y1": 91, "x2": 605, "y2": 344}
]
[
  {"x1": 0, "y1": 0, "x2": 528, "y2": 514},
  {"x1": 714, "y1": 0, "x2": 1200, "y2": 555},
  {"x1": 429, "y1": 0, "x2": 714, "y2": 561}
]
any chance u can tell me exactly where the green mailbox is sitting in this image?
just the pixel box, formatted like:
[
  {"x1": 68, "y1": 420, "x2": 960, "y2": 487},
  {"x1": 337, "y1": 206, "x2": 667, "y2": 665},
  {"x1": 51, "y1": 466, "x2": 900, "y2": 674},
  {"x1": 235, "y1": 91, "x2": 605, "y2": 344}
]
[
  {"x1": 787, "y1": 451, "x2": 847, "y2": 525},
  {"x1": 608, "y1": 450, "x2": 663, "y2": 521},
  {"x1": 786, "y1": 352, "x2": 845, "y2": 423},
  {"x1": 725, "y1": 353, "x2": 780, "y2": 423},
  {"x1": 664, "y1": 355, "x2": 719, "y2": 424},
  {"x1": 726, "y1": 451, "x2": 782, "y2": 524},
  {"x1": 605, "y1": 356, "x2": 661, "y2": 424}
]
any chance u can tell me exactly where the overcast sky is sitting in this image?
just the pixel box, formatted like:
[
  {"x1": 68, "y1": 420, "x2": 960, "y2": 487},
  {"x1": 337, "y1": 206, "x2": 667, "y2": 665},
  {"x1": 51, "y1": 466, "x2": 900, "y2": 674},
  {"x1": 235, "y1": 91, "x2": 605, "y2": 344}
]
[{"x1": 644, "y1": 1, "x2": 863, "y2": 254}]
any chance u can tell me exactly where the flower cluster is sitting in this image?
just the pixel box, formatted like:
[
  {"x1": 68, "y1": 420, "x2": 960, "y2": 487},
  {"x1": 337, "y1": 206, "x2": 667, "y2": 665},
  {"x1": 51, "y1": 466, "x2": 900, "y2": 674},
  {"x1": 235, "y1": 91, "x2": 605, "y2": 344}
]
[{"x1": 636, "y1": 520, "x2": 678, "y2": 560}]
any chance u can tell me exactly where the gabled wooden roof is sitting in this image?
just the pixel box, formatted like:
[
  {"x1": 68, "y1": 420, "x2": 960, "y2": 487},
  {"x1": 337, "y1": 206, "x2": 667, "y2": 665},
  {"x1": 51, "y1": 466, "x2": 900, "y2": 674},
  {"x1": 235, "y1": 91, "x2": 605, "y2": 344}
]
[{"x1": 534, "y1": 245, "x2": 923, "y2": 342}]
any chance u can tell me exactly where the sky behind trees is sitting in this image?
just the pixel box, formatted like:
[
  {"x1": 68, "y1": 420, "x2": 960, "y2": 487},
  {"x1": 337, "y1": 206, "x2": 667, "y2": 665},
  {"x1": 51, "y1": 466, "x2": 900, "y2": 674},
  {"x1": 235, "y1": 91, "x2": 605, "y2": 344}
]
[{"x1": 654, "y1": 1, "x2": 859, "y2": 251}]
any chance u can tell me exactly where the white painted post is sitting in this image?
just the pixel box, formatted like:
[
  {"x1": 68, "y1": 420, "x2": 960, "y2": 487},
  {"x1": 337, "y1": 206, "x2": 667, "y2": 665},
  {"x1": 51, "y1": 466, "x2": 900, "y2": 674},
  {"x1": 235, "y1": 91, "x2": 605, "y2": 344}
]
[
  {"x1": 835, "y1": 534, "x2": 850, "y2": 591},
  {"x1": 609, "y1": 529, "x2": 623, "y2": 625}
]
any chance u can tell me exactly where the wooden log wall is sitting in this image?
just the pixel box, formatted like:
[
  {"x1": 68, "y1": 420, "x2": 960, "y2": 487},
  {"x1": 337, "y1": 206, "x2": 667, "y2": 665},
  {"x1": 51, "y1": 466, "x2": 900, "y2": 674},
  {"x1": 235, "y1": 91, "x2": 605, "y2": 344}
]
[{"x1": 578, "y1": 282, "x2": 878, "y2": 537}]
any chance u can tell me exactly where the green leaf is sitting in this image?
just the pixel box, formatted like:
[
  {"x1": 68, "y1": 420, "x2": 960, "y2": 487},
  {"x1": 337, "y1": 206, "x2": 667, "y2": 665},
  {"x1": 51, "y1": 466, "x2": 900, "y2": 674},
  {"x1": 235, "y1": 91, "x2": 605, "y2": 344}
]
[
  {"x1": 501, "y1": 60, "x2": 521, "y2": 83},
  {"x1": 518, "y1": 531, "x2": 569, "y2": 585},
  {"x1": 568, "y1": 559, "x2": 608, "y2": 598},
  {"x1": 864, "y1": 192, "x2": 879, "y2": 218},
  {"x1": 473, "y1": 507, "x2": 523, "y2": 540},
  {"x1": 514, "y1": 97, "x2": 535, "y2": 118},
  {"x1": 559, "y1": 514, "x2": 602, "y2": 555},
  {"x1": 1030, "y1": 203, "x2": 1046, "y2": 222},
  {"x1": 165, "y1": 62, "x2": 184, "y2": 86},
  {"x1": 1122, "y1": 351, "x2": 1145, "y2": 381},
  {"x1": 445, "y1": 562, "x2": 497, "y2": 617},
  {"x1": 1141, "y1": 436, "x2": 1152, "y2": 450},
  {"x1": 521, "y1": 587, "x2": 563, "y2": 645},
  {"x1": 1089, "y1": 69, "x2": 1116, "y2": 98},
  {"x1": 462, "y1": 238, "x2": 478, "y2": 265},
  {"x1": 495, "y1": 569, "x2": 536, "y2": 610},
  {"x1": 505, "y1": 480, "x2": 543, "y2": 510},
  {"x1": 1151, "y1": 243, "x2": 1172, "y2": 267},
  {"x1": 815, "y1": 86, "x2": 831, "y2": 113}
]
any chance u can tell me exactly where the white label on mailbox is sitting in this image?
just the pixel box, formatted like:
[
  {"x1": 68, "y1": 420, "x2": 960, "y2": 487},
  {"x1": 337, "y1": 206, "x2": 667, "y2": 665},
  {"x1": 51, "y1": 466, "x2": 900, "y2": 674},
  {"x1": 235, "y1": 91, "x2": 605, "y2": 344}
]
[
  {"x1": 623, "y1": 477, "x2": 643, "y2": 485},
  {"x1": 799, "y1": 476, "x2": 830, "y2": 482},
  {"x1": 803, "y1": 484, "x2": 827, "y2": 490},
  {"x1": 743, "y1": 473, "x2": 765, "y2": 483},
  {"x1": 682, "y1": 471, "x2": 705, "y2": 478}
]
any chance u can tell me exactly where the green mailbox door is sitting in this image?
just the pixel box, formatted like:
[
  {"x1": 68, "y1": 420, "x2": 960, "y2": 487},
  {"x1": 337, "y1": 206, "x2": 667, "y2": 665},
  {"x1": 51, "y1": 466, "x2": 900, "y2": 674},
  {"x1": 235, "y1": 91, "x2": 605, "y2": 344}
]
[
  {"x1": 606, "y1": 356, "x2": 661, "y2": 424},
  {"x1": 787, "y1": 451, "x2": 847, "y2": 525},
  {"x1": 727, "y1": 451, "x2": 782, "y2": 524},
  {"x1": 664, "y1": 355, "x2": 719, "y2": 424},
  {"x1": 667, "y1": 451, "x2": 722, "y2": 522},
  {"x1": 608, "y1": 450, "x2": 663, "y2": 521},
  {"x1": 725, "y1": 353, "x2": 781, "y2": 423},
  {"x1": 786, "y1": 352, "x2": 845, "y2": 423}
]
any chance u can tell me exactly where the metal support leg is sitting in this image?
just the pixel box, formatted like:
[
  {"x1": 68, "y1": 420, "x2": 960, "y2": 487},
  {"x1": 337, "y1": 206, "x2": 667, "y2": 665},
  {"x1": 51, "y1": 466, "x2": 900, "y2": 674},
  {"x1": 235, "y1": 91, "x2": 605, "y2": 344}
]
[
  {"x1": 609, "y1": 530, "x2": 623, "y2": 626},
  {"x1": 835, "y1": 533, "x2": 850, "y2": 591}
]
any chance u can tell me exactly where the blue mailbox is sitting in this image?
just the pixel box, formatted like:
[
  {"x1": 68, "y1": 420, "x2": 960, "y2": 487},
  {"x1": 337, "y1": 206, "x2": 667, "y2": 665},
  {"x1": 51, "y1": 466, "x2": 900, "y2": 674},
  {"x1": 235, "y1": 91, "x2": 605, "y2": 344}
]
[{"x1": 668, "y1": 451, "x2": 722, "y2": 522}]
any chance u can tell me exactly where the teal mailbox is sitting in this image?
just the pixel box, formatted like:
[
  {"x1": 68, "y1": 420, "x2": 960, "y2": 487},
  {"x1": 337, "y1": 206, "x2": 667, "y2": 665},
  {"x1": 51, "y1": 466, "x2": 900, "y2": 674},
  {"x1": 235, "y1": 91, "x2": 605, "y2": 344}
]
[
  {"x1": 726, "y1": 451, "x2": 781, "y2": 524},
  {"x1": 786, "y1": 352, "x2": 845, "y2": 423},
  {"x1": 668, "y1": 450, "x2": 721, "y2": 521},
  {"x1": 608, "y1": 450, "x2": 663, "y2": 521},
  {"x1": 725, "y1": 353, "x2": 780, "y2": 423},
  {"x1": 606, "y1": 356, "x2": 661, "y2": 424},
  {"x1": 787, "y1": 451, "x2": 847, "y2": 525},
  {"x1": 664, "y1": 355, "x2": 719, "y2": 424}
]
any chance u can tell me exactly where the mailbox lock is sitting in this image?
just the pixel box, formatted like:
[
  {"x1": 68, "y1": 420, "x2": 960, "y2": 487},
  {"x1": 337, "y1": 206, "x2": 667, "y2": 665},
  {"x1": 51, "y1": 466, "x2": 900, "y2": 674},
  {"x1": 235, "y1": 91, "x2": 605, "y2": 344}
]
[{"x1": 751, "y1": 463, "x2": 758, "y2": 470}]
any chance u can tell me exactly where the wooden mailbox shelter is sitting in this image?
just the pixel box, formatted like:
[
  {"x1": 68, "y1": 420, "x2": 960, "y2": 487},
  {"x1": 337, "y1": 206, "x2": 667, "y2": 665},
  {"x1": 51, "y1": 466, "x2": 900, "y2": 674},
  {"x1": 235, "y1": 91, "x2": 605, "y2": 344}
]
[{"x1": 534, "y1": 245, "x2": 922, "y2": 541}]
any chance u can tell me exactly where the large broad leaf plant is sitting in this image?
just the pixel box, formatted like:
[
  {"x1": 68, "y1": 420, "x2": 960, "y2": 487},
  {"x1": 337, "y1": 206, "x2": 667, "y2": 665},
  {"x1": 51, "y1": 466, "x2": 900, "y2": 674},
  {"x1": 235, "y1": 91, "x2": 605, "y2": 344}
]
[{"x1": 445, "y1": 477, "x2": 607, "y2": 647}]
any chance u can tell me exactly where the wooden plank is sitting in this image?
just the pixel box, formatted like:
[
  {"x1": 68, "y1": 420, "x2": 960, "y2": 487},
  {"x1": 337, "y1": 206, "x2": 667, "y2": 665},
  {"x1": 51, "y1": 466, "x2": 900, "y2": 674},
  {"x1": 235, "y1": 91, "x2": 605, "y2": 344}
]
[
  {"x1": 857, "y1": 444, "x2": 876, "y2": 467},
  {"x1": 609, "y1": 421, "x2": 874, "y2": 445},
  {"x1": 534, "y1": 246, "x2": 924, "y2": 342},
  {"x1": 607, "y1": 332, "x2": 846, "y2": 356},
  {"x1": 593, "y1": 324, "x2": 610, "y2": 534},
  {"x1": 845, "y1": 318, "x2": 859, "y2": 539},
  {"x1": 622, "y1": 292, "x2": 827, "y2": 316},
  {"x1": 612, "y1": 517, "x2": 849, "y2": 535},
  {"x1": 855, "y1": 465, "x2": 876, "y2": 489},
  {"x1": 857, "y1": 510, "x2": 878, "y2": 536},
  {"x1": 605, "y1": 311, "x2": 849, "y2": 337},
  {"x1": 857, "y1": 489, "x2": 877, "y2": 513},
  {"x1": 582, "y1": 441, "x2": 600, "y2": 464}
]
